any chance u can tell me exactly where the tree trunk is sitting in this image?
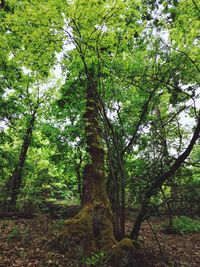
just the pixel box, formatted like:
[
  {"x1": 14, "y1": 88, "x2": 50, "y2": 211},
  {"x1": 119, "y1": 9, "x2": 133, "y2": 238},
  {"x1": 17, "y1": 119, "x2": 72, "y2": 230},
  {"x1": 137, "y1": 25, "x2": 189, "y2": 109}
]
[
  {"x1": 75, "y1": 152, "x2": 83, "y2": 203},
  {"x1": 10, "y1": 109, "x2": 37, "y2": 207},
  {"x1": 60, "y1": 83, "x2": 142, "y2": 265},
  {"x1": 130, "y1": 199, "x2": 149, "y2": 240},
  {"x1": 100, "y1": 98, "x2": 126, "y2": 239},
  {"x1": 61, "y1": 84, "x2": 116, "y2": 256},
  {"x1": 0, "y1": 0, "x2": 5, "y2": 9},
  {"x1": 57, "y1": 78, "x2": 143, "y2": 267}
]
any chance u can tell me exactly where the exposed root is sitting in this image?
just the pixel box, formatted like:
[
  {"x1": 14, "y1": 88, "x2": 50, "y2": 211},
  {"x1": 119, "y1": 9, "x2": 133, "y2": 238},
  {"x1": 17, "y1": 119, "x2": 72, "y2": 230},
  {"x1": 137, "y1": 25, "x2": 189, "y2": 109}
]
[
  {"x1": 58, "y1": 205, "x2": 144, "y2": 266},
  {"x1": 60, "y1": 204, "x2": 116, "y2": 258}
]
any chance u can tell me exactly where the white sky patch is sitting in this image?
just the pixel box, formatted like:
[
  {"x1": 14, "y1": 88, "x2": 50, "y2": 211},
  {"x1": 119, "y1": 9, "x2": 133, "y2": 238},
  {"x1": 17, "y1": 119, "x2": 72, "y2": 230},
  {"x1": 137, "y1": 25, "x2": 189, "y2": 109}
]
[
  {"x1": 179, "y1": 87, "x2": 200, "y2": 126},
  {"x1": 2, "y1": 88, "x2": 15, "y2": 99},
  {"x1": 53, "y1": 64, "x2": 63, "y2": 79},
  {"x1": 0, "y1": 120, "x2": 8, "y2": 131},
  {"x1": 95, "y1": 24, "x2": 108, "y2": 32},
  {"x1": 52, "y1": 23, "x2": 75, "y2": 80},
  {"x1": 22, "y1": 66, "x2": 31, "y2": 75}
]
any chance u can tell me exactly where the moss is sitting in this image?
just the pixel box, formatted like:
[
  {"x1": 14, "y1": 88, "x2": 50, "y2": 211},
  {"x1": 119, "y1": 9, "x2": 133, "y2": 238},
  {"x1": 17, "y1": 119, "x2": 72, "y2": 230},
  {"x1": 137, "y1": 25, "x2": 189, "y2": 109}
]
[
  {"x1": 132, "y1": 240, "x2": 142, "y2": 250},
  {"x1": 56, "y1": 87, "x2": 117, "y2": 259},
  {"x1": 87, "y1": 106, "x2": 95, "y2": 110},
  {"x1": 118, "y1": 238, "x2": 135, "y2": 250},
  {"x1": 92, "y1": 205, "x2": 117, "y2": 250},
  {"x1": 59, "y1": 203, "x2": 117, "y2": 259},
  {"x1": 98, "y1": 220, "x2": 116, "y2": 249},
  {"x1": 112, "y1": 238, "x2": 144, "y2": 267},
  {"x1": 61, "y1": 207, "x2": 96, "y2": 257},
  {"x1": 59, "y1": 89, "x2": 117, "y2": 259}
]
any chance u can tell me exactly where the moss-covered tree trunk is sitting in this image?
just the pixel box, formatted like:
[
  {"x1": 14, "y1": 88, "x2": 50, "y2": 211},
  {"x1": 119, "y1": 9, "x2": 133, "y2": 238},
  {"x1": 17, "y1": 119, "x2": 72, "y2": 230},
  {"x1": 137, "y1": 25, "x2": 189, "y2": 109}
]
[
  {"x1": 61, "y1": 84, "x2": 116, "y2": 256},
  {"x1": 61, "y1": 83, "x2": 143, "y2": 266}
]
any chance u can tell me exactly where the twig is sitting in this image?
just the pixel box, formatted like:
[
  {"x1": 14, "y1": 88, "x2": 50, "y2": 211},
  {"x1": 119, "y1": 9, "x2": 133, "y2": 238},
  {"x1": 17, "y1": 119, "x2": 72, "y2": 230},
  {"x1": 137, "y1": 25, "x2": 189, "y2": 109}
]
[{"x1": 146, "y1": 220, "x2": 164, "y2": 265}]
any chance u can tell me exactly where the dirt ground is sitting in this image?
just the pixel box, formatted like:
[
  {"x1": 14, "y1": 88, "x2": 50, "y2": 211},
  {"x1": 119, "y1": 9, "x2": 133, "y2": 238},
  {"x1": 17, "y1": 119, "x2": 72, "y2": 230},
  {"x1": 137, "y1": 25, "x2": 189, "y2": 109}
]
[
  {"x1": 133, "y1": 219, "x2": 200, "y2": 267},
  {"x1": 0, "y1": 215, "x2": 199, "y2": 267}
]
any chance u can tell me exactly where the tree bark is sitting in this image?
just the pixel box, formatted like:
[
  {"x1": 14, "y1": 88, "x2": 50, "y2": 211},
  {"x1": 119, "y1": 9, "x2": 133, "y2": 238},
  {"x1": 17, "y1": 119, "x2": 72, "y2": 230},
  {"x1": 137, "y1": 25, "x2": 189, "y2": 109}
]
[
  {"x1": 10, "y1": 109, "x2": 37, "y2": 207},
  {"x1": 61, "y1": 83, "x2": 117, "y2": 256},
  {"x1": 59, "y1": 82, "x2": 144, "y2": 266},
  {"x1": 75, "y1": 150, "x2": 83, "y2": 203},
  {"x1": 0, "y1": 0, "x2": 5, "y2": 9},
  {"x1": 99, "y1": 97, "x2": 127, "y2": 239}
]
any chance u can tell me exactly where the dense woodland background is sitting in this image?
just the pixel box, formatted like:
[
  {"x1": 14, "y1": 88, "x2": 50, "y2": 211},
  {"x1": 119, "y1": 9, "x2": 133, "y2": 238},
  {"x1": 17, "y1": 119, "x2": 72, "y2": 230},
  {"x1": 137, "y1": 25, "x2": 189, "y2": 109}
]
[{"x1": 0, "y1": 0, "x2": 200, "y2": 266}]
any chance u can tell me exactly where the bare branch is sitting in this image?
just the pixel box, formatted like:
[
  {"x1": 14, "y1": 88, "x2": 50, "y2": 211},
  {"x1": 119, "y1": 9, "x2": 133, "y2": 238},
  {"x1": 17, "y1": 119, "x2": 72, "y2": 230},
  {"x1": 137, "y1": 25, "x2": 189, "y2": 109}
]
[{"x1": 122, "y1": 87, "x2": 157, "y2": 155}]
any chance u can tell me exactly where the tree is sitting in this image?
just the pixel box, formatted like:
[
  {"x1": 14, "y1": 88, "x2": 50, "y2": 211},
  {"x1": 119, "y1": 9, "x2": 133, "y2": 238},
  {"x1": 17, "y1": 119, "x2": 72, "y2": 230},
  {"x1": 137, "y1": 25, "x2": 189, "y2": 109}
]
[
  {"x1": 9, "y1": 82, "x2": 50, "y2": 207},
  {"x1": 0, "y1": 0, "x2": 64, "y2": 207},
  {"x1": 1, "y1": 0, "x2": 199, "y2": 264},
  {"x1": 36, "y1": 1, "x2": 148, "y2": 264},
  {"x1": 9, "y1": 102, "x2": 38, "y2": 207}
]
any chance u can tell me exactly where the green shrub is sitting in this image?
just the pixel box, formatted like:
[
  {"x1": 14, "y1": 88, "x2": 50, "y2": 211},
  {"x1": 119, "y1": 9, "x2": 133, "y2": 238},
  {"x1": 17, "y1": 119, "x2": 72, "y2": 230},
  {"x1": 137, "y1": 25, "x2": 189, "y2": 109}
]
[
  {"x1": 162, "y1": 216, "x2": 200, "y2": 234},
  {"x1": 7, "y1": 226, "x2": 21, "y2": 240},
  {"x1": 7, "y1": 226, "x2": 30, "y2": 242},
  {"x1": 83, "y1": 251, "x2": 106, "y2": 266},
  {"x1": 52, "y1": 219, "x2": 65, "y2": 231}
]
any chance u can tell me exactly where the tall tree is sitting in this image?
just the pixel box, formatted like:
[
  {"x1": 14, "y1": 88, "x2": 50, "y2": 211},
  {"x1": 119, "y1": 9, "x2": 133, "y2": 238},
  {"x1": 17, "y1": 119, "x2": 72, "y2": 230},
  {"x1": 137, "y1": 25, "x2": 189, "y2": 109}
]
[
  {"x1": 1, "y1": 0, "x2": 199, "y2": 264},
  {"x1": 10, "y1": 104, "x2": 37, "y2": 207}
]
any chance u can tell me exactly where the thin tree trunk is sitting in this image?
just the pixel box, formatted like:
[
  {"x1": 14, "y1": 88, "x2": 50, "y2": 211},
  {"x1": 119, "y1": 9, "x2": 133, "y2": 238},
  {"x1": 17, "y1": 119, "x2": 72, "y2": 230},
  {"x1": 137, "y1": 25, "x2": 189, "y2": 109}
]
[
  {"x1": 130, "y1": 114, "x2": 200, "y2": 240},
  {"x1": 0, "y1": 0, "x2": 5, "y2": 9},
  {"x1": 10, "y1": 109, "x2": 37, "y2": 207},
  {"x1": 130, "y1": 199, "x2": 149, "y2": 240},
  {"x1": 97, "y1": 96, "x2": 126, "y2": 238}
]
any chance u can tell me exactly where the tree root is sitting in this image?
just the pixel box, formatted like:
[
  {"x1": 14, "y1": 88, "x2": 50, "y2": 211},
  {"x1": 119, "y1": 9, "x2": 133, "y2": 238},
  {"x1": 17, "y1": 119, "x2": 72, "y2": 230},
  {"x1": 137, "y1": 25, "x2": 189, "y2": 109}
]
[
  {"x1": 112, "y1": 238, "x2": 144, "y2": 267},
  {"x1": 58, "y1": 204, "x2": 144, "y2": 266}
]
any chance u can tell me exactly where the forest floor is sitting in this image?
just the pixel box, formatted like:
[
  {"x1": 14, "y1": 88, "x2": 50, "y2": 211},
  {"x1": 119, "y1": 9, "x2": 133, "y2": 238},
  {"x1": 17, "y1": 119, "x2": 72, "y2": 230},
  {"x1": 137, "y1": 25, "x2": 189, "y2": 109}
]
[{"x1": 0, "y1": 215, "x2": 199, "y2": 267}]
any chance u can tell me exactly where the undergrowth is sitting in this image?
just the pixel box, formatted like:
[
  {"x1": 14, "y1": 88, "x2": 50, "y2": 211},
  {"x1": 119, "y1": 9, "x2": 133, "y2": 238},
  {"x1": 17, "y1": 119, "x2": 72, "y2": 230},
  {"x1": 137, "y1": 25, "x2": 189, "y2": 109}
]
[{"x1": 162, "y1": 216, "x2": 200, "y2": 234}]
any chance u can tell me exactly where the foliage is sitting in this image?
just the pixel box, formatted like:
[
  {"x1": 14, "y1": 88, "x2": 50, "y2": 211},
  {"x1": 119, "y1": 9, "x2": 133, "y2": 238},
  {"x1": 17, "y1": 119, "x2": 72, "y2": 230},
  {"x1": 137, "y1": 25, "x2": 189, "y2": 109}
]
[
  {"x1": 0, "y1": 0, "x2": 199, "y2": 251},
  {"x1": 83, "y1": 251, "x2": 106, "y2": 267},
  {"x1": 7, "y1": 226, "x2": 21, "y2": 241},
  {"x1": 162, "y1": 216, "x2": 200, "y2": 234}
]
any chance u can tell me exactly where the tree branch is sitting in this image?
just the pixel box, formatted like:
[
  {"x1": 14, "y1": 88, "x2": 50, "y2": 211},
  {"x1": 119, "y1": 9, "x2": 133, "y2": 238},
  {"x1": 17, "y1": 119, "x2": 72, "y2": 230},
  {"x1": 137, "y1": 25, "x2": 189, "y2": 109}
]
[
  {"x1": 160, "y1": 39, "x2": 200, "y2": 74},
  {"x1": 192, "y1": 0, "x2": 200, "y2": 14},
  {"x1": 0, "y1": 0, "x2": 5, "y2": 9},
  {"x1": 130, "y1": 111, "x2": 200, "y2": 240},
  {"x1": 122, "y1": 87, "x2": 157, "y2": 155}
]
